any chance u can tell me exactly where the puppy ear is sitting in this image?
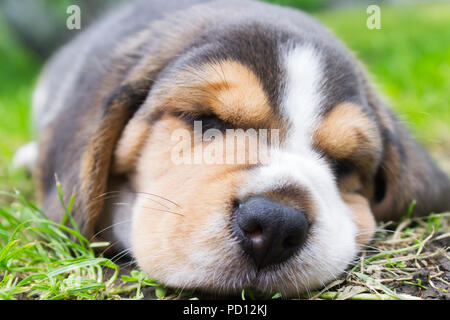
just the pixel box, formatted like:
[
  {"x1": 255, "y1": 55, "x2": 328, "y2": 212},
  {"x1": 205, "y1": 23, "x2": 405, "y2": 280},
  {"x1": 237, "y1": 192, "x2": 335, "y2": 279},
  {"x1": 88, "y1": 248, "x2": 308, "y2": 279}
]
[
  {"x1": 36, "y1": 59, "x2": 157, "y2": 237},
  {"x1": 363, "y1": 77, "x2": 450, "y2": 220},
  {"x1": 34, "y1": 9, "x2": 215, "y2": 237},
  {"x1": 111, "y1": 104, "x2": 159, "y2": 175},
  {"x1": 77, "y1": 79, "x2": 151, "y2": 236}
]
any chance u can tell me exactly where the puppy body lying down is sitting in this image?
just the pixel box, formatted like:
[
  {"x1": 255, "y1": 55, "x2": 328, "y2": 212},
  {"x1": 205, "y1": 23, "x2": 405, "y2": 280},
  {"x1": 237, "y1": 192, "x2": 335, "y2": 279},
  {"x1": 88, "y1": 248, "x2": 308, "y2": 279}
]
[{"x1": 24, "y1": 0, "x2": 450, "y2": 296}]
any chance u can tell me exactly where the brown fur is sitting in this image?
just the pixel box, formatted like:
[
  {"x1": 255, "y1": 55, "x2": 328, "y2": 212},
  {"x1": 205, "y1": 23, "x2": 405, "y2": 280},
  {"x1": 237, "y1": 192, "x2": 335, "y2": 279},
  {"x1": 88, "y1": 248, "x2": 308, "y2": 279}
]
[
  {"x1": 113, "y1": 59, "x2": 285, "y2": 174},
  {"x1": 261, "y1": 186, "x2": 315, "y2": 222},
  {"x1": 361, "y1": 75, "x2": 450, "y2": 220},
  {"x1": 32, "y1": 0, "x2": 450, "y2": 296},
  {"x1": 35, "y1": 7, "x2": 216, "y2": 235},
  {"x1": 112, "y1": 118, "x2": 152, "y2": 174},
  {"x1": 154, "y1": 60, "x2": 280, "y2": 128},
  {"x1": 341, "y1": 193, "x2": 376, "y2": 247},
  {"x1": 314, "y1": 102, "x2": 382, "y2": 172},
  {"x1": 130, "y1": 115, "x2": 248, "y2": 281}
]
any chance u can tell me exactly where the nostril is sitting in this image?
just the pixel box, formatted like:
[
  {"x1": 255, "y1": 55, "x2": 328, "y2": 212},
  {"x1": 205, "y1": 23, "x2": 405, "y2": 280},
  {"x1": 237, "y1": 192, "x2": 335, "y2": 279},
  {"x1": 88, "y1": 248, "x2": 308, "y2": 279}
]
[
  {"x1": 240, "y1": 216, "x2": 262, "y2": 237},
  {"x1": 243, "y1": 226, "x2": 263, "y2": 246},
  {"x1": 242, "y1": 224, "x2": 262, "y2": 237}
]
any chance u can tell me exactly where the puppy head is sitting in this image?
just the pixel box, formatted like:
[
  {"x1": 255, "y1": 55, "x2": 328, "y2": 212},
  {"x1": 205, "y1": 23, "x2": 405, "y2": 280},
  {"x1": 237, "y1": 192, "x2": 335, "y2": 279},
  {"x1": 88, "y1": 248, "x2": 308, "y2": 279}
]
[
  {"x1": 111, "y1": 43, "x2": 384, "y2": 296},
  {"x1": 35, "y1": 2, "x2": 450, "y2": 298}
]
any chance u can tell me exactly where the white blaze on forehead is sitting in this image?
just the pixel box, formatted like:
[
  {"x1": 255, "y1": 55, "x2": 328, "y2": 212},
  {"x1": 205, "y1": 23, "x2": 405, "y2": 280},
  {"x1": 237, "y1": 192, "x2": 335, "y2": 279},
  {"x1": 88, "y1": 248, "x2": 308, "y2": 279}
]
[
  {"x1": 282, "y1": 45, "x2": 324, "y2": 153},
  {"x1": 237, "y1": 44, "x2": 358, "y2": 292},
  {"x1": 240, "y1": 44, "x2": 327, "y2": 195}
]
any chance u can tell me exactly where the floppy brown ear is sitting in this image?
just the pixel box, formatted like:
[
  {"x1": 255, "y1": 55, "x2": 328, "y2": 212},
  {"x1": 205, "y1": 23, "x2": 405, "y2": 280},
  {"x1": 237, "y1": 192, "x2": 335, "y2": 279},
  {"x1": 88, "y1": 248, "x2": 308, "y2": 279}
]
[
  {"x1": 36, "y1": 71, "x2": 153, "y2": 238},
  {"x1": 35, "y1": 35, "x2": 179, "y2": 237},
  {"x1": 363, "y1": 77, "x2": 450, "y2": 220},
  {"x1": 34, "y1": 7, "x2": 214, "y2": 237},
  {"x1": 111, "y1": 113, "x2": 153, "y2": 175}
]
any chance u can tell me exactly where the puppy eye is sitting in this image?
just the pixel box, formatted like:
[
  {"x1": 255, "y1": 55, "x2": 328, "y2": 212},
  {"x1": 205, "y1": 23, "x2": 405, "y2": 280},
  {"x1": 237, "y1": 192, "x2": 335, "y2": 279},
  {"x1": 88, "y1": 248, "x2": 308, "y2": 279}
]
[
  {"x1": 180, "y1": 113, "x2": 231, "y2": 132},
  {"x1": 331, "y1": 159, "x2": 355, "y2": 177}
]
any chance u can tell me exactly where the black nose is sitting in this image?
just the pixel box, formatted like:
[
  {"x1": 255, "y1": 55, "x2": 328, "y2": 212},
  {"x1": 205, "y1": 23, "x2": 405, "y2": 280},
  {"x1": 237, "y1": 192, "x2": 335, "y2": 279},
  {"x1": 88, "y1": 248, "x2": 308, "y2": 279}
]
[{"x1": 232, "y1": 196, "x2": 309, "y2": 269}]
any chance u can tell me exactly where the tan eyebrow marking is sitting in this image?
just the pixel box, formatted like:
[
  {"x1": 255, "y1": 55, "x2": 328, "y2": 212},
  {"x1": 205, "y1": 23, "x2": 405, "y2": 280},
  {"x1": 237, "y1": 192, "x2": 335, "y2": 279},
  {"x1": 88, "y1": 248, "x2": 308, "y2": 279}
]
[
  {"x1": 313, "y1": 102, "x2": 382, "y2": 168},
  {"x1": 155, "y1": 59, "x2": 282, "y2": 130}
]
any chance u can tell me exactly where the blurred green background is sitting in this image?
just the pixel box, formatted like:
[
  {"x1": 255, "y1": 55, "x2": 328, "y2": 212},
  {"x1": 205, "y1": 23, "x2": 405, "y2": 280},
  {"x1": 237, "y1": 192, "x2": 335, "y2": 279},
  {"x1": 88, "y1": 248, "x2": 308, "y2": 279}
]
[{"x1": 0, "y1": 0, "x2": 449, "y2": 198}]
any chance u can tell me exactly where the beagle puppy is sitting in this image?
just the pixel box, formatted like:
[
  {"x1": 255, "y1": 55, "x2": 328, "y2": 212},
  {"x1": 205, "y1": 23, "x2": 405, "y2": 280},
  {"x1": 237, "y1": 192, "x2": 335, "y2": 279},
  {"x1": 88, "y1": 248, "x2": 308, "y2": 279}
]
[{"x1": 24, "y1": 0, "x2": 450, "y2": 296}]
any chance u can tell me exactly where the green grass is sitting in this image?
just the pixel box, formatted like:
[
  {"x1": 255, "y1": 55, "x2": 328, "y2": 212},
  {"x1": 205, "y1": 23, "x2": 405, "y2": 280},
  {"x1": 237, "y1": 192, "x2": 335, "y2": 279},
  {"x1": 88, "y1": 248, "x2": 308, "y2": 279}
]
[
  {"x1": 314, "y1": 3, "x2": 450, "y2": 150},
  {"x1": 0, "y1": 2, "x2": 449, "y2": 300},
  {"x1": 0, "y1": 17, "x2": 40, "y2": 199},
  {"x1": 0, "y1": 19, "x2": 39, "y2": 158},
  {"x1": 0, "y1": 184, "x2": 171, "y2": 300},
  {"x1": 1, "y1": 185, "x2": 448, "y2": 300}
]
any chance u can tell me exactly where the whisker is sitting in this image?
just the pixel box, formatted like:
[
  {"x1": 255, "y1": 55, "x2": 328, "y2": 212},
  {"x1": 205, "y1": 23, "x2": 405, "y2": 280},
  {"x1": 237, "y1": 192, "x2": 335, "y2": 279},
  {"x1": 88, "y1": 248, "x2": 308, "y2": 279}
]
[
  {"x1": 90, "y1": 219, "x2": 134, "y2": 241},
  {"x1": 110, "y1": 247, "x2": 135, "y2": 263},
  {"x1": 93, "y1": 190, "x2": 181, "y2": 209},
  {"x1": 115, "y1": 203, "x2": 185, "y2": 217},
  {"x1": 98, "y1": 239, "x2": 131, "y2": 258},
  {"x1": 133, "y1": 191, "x2": 182, "y2": 208}
]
